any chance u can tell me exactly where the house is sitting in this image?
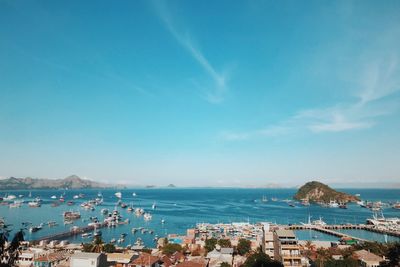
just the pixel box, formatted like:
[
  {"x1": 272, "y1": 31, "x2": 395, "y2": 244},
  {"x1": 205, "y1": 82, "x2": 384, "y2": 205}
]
[
  {"x1": 108, "y1": 252, "x2": 138, "y2": 267},
  {"x1": 354, "y1": 250, "x2": 385, "y2": 267},
  {"x1": 33, "y1": 251, "x2": 68, "y2": 267},
  {"x1": 265, "y1": 232, "x2": 275, "y2": 259},
  {"x1": 176, "y1": 260, "x2": 207, "y2": 267},
  {"x1": 70, "y1": 252, "x2": 107, "y2": 267},
  {"x1": 129, "y1": 253, "x2": 161, "y2": 267},
  {"x1": 206, "y1": 248, "x2": 232, "y2": 267},
  {"x1": 161, "y1": 255, "x2": 173, "y2": 267},
  {"x1": 273, "y1": 229, "x2": 302, "y2": 266},
  {"x1": 17, "y1": 250, "x2": 35, "y2": 266}
]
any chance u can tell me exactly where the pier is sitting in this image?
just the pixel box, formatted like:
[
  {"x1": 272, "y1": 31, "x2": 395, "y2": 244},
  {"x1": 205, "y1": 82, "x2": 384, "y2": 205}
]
[
  {"x1": 286, "y1": 224, "x2": 400, "y2": 242},
  {"x1": 31, "y1": 223, "x2": 108, "y2": 244}
]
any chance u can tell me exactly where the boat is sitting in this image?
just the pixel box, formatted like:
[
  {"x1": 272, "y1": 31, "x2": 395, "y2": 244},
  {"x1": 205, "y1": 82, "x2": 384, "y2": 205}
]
[
  {"x1": 152, "y1": 202, "x2": 157, "y2": 210},
  {"x1": 4, "y1": 194, "x2": 17, "y2": 201},
  {"x1": 9, "y1": 200, "x2": 23, "y2": 208},
  {"x1": 143, "y1": 213, "x2": 152, "y2": 221},
  {"x1": 67, "y1": 201, "x2": 74, "y2": 206},
  {"x1": 73, "y1": 195, "x2": 79, "y2": 199},
  {"x1": 288, "y1": 202, "x2": 295, "y2": 207},
  {"x1": 132, "y1": 192, "x2": 137, "y2": 197},
  {"x1": 328, "y1": 200, "x2": 339, "y2": 208},
  {"x1": 47, "y1": 221, "x2": 57, "y2": 227},
  {"x1": 63, "y1": 211, "x2": 81, "y2": 220},
  {"x1": 271, "y1": 197, "x2": 278, "y2": 202},
  {"x1": 81, "y1": 233, "x2": 92, "y2": 238},
  {"x1": 339, "y1": 203, "x2": 347, "y2": 209},
  {"x1": 28, "y1": 201, "x2": 41, "y2": 207},
  {"x1": 29, "y1": 224, "x2": 43, "y2": 232},
  {"x1": 161, "y1": 219, "x2": 165, "y2": 224},
  {"x1": 115, "y1": 192, "x2": 122, "y2": 199},
  {"x1": 301, "y1": 199, "x2": 310, "y2": 206},
  {"x1": 110, "y1": 238, "x2": 116, "y2": 243},
  {"x1": 261, "y1": 195, "x2": 268, "y2": 203},
  {"x1": 101, "y1": 208, "x2": 109, "y2": 214},
  {"x1": 127, "y1": 206, "x2": 134, "y2": 212},
  {"x1": 120, "y1": 203, "x2": 127, "y2": 209},
  {"x1": 51, "y1": 195, "x2": 57, "y2": 199},
  {"x1": 392, "y1": 202, "x2": 400, "y2": 209}
]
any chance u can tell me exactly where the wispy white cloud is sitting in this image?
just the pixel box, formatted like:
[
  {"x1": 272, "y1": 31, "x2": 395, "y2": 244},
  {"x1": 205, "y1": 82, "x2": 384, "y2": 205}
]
[
  {"x1": 153, "y1": 1, "x2": 229, "y2": 103},
  {"x1": 221, "y1": 53, "x2": 400, "y2": 140}
]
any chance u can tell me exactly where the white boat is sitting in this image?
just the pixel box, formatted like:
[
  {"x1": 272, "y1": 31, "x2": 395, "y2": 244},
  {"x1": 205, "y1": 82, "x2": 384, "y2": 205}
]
[
  {"x1": 143, "y1": 213, "x2": 152, "y2": 221},
  {"x1": 115, "y1": 192, "x2": 122, "y2": 199},
  {"x1": 73, "y1": 195, "x2": 79, "y2": 199},
  {"x1": 152, "y1": 202, "x2": 156, "y2": 210},
  {"x1": 51, "y1": 195, "x2": 57, "y2": 199},
  {"x1": 4, "y1": 194, "x2": 17, "y2": 201},
  {"x1": 28, "y1": 201, "x2": 41, "y2": 207},
  {"x1": 261, "y1": 195, "x2": 268, "y2": 203},
  {"x1": 9, "y1": 200, "x2": 23, "y2": 208},
  {"x1": 161, "y1": 219, "x2": 165, "y2": 224},
  {"x1": 132, "y1": 192, "x2": 137, "y2": 197},
  {"x1": 328, "y1": 200, "x2": 339, "y2": 208},
  {"x1": 301, "y1": 215, "x2": 327, "y2": 227}
]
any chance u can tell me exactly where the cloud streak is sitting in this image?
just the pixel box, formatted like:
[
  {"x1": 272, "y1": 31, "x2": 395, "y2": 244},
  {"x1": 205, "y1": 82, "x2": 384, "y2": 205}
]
[
  {"x1": 153, "y1": 1, "x2": 229, "y2": 103},
  {"x1": 221, "y1": 53, "x2": 400, "y2": 140}
]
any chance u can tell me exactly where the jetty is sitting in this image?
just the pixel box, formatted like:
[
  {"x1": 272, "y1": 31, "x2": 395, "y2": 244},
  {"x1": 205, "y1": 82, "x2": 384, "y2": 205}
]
[
  {"x1": 286, "y1": 224, "x2": 400, "y2": 242},
  {"x1": 31, "y1": 223, "x2": 107, "y2": 244}
]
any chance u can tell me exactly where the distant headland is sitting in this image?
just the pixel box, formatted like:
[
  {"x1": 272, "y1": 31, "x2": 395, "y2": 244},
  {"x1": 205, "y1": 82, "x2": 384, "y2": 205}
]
[{"x1": 0, "y1": 175, "x2": 124, "y2": 190}]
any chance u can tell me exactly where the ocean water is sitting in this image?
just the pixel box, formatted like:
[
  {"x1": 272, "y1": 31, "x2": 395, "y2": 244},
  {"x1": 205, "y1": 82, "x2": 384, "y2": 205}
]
[{"x1": 0, "y1": 188, "x2": 399, "y2": 247}]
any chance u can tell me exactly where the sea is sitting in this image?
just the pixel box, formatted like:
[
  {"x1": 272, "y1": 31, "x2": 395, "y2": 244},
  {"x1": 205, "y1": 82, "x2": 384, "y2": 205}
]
[{"x1": 1, "y1": 188, "x2": 399, "y2": 247}]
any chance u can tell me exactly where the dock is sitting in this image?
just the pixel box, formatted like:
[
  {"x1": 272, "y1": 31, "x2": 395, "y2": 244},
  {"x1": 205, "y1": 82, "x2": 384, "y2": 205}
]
[
  {"x1": 31, "y1": 222, "x2": 107, "y2": 244},
  {"x1": 286, "y1": 224, "x2": 400, "y2": 242}
]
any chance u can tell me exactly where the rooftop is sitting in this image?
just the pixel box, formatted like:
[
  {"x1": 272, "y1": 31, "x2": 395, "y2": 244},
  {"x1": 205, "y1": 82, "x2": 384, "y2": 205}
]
[{"x1": 275, "y1": 229, "x2": 296, "y2": 238}]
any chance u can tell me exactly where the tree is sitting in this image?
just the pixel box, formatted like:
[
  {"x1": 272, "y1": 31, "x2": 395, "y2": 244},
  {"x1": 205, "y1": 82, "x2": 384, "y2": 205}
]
[
  {"x1": 237, "y1": 238, "x2": 251, "y2": 256},
  {"x1": 221, "y1": 262, "x2": 232, "y2": 267},
  {"x1": 243, "y1": 248, "x2": 283, "y2": 267},
  {"x1": 0, "y1": 229, "x2": 24, "y2": 267},
  {"x1": 162, "y1": 243, "x2": 182, "y2": 255},
  {"x1": 103, "y1": 243, "x2": 116, "y2": 253},
  {"x1": 205, "y1": 238, "x2": 217, "y2": 252},
  {"x1": 315, "y1": 248, "x2": 331, "y2": 267},
  {"x1": 386, "y1": 242, "x2": 400, "y2": 267},
  {"x1": 218, "y1": 239, "x2": 232, "y2": 248},
  {"x1": 91, "y1": 236, "x2": 104, "y2": 253}
]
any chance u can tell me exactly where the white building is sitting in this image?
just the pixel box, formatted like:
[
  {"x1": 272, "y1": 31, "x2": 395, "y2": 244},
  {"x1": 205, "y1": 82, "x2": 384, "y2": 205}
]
[{"x1": 70, "y1": 252, "x2": 107, "y2": 267}]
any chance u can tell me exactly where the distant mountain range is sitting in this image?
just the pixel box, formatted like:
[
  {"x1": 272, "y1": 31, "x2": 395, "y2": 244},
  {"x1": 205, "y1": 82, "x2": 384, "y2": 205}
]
[{"x1": 0, "y1": 175, "x2": 122, "y2": 190}]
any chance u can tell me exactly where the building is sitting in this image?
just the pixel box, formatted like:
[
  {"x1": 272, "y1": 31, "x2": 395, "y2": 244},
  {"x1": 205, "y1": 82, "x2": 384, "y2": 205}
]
[
  {"x1": 206, "y1": 248, "x2": 233, "y2": 267},
  {"x1": 273, "y1": 229, "x2": 302, "y2": 266},
  {"x1": 107, "y1": 252, "x2": 138, "y2": 267},
  {"x1": 354, "y1": 250, "x2": 385, "y2": 267},
  {"x1": 33, "y1": 251, "x2": 69, "y2": 267},
  {"x1": 70, "y1": 252, "x2": 107, "y2": 267},
  {"x1": 129, "y1": 253, "x2": 161, "y2": 267},
  {"x1": 265, "y1": 232, "x2": 275, "y2": 259}
]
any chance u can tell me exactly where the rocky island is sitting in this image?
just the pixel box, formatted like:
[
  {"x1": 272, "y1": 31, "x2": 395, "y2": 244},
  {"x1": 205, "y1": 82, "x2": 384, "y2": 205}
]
[
  {"x1": 0, "y1": 175, "x2": 121, "y2": 190},
  {"x1": 294, "y1": 181, "x2": 360, "y2": 203}
]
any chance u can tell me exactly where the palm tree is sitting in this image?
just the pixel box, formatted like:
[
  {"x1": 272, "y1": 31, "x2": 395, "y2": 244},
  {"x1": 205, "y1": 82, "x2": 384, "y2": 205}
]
[
  {"x1": 316, "y1": 248, "x2": 330, "y2": 267},
  {"x1": 91, "y1": 236, "x2": 104, "y2": 253}
]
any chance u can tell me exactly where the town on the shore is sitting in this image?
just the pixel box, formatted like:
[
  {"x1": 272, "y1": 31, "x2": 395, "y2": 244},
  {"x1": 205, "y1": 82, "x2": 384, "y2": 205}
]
[{"x1": 1, "y1": 221, "x2": 398, "y2": 267}]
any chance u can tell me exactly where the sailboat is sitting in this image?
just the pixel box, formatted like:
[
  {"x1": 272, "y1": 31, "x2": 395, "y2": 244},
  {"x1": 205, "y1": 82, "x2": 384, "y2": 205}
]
[
  {"x1": 152, "y1": 202, "x2": 156, "y2": 210},
  {"x1": 261, "y1": 195, "x2": 268, "y2": 203},
  {"x1": 115, "y1": 192, "x2": 122, "y2": 199}
]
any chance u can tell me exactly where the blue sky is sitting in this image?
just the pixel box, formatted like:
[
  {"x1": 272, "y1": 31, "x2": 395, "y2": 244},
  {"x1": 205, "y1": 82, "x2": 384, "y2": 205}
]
[{"x1": 1, "y1": 0, "x2": 399, "y2": 186}]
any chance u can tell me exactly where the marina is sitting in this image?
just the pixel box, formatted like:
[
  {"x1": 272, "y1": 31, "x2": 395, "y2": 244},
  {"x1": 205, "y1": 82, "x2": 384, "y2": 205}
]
[{"x1": 1, "y1": 188, "x2": 399, "y2": 247}]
